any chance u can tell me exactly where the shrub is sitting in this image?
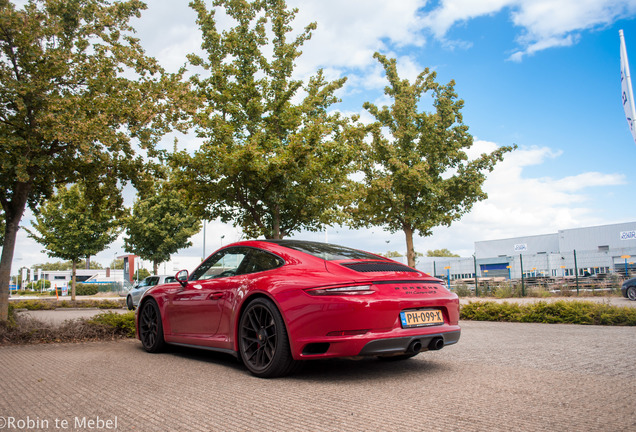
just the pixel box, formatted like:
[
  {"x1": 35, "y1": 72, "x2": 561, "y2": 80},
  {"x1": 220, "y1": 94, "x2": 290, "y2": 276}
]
[
  {"x1": 10, "y1": 299, "x2": 125, "y2": 310},
  {"x1": 453, "y1": 284, "x2": 473, "y2": 297},
  {"x1": 74, "y1": 284, "x2": 99, "y2": 296},
  {"x1": 10, "y1": 299, "x2": 56, "y2": 310},
  {"x1": 460, "y1": 300, "x2": 636, "y2": 326},
  {"x1": 0, "y1": 311, "x2": 135, "y2": 345},
  {"x1": 24, "y1": 280, "x2": 51, "y2": 290},
  {"x1": 88, "y1": 311, "x2": 136, "y2": 338}
]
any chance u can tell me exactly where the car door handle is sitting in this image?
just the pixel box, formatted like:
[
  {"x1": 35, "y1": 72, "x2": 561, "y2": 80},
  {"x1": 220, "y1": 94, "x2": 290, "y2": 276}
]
[{"x1": 209, "y1": 292, "x2": 224, "y2": 300}]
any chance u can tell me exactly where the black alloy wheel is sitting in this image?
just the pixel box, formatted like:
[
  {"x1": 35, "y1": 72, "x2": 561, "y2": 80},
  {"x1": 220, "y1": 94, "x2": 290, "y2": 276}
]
[
  {"x1": 238, "y1": 298, "x2": 296, "y2": 378},
  {"x1": 628, "y1": 286, "x2": 636, "y2": 301},
  {"x1": 139, "y1": 299, "x2": 165, "y2": 353}
]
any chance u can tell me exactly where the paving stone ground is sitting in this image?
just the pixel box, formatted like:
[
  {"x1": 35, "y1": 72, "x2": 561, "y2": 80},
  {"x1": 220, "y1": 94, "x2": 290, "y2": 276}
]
[{"x1": 0, "y1": 320, "x2": 634, "y2": 431}]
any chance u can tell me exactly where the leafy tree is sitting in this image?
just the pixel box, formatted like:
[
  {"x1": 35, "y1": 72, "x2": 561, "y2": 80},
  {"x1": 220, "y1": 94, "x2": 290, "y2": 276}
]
[
  {"x1": 124, "y1": 183, "x2": 201, "y2": 275},
  {"x1": 383, "y1": 251, "x2": 404, "y2": 258},
  {"x1": 25, "y1": 184, "x2": 120, "y2": 300},
  {"x1": 134, "y1": 267, "x2": 150, "y2": 280},
  {"x1": 36, "y1": 260, "x2": 104, "y2": 271},
  {"x1": 109, "y1": 258, "x2": 125, "y2": 270},
  {"x1": 0, "y1": 0, "x2": 181, "y2": 320},
  {"x1": 172, "y1": 0, "x2": 363, "y2": 239},
  {"x1": 354, "y1": 53, "x2": 515, "y2": 268},
  {"x1": 427, "y1": 249, "x2": 460, "y2": 257}
]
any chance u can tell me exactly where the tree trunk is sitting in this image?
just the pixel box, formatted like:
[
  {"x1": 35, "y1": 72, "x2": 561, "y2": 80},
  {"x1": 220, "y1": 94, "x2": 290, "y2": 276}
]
[
  {"x1": 404, "y1": 225, "x2": 416, "y2": 268},
  {"x1": 153, "y1": 261, "x2": 159, "y2": 276},
  {"x1": 0, "y1": 182, "x2": 31, "y2": 322},
  {"x1": 0, "y1": 215, "x2": 22, "y2": 321},
  {"x1": 85, "y1": 256, "x2": 91, "y2": 269},
  {"x1": 71, "y1": 260, "x2": 77, "y2": 301},
  {"x1": 272, "y1": 205, "x2": 281, "y2": 239}
]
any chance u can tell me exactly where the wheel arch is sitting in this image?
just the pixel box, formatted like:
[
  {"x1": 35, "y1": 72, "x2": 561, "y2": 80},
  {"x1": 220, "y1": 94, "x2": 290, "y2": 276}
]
[
  {"x1": 232, "y1": 292, "x2": 291, "y2": 352},
  {"x1": 137, "y1": 294, "x2": 169, "y2": 338}
]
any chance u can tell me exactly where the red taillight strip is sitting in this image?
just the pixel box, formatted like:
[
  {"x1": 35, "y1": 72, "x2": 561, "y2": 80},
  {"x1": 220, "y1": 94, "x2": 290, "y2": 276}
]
[{"x1": 305, "y1": 285, "x2": 375, "y2": 296}]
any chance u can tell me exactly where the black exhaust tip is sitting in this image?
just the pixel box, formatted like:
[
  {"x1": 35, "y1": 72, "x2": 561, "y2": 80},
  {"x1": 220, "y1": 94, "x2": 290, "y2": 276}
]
[
  {"x1": 428, "y1": 337, "x2": 444, "y2": 351},
  {"x1": 407, "y1": 339, "x2": 422, "y2": 353}
]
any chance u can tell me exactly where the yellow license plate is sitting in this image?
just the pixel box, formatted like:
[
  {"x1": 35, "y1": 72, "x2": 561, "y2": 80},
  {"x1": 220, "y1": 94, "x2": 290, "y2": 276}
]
[{"x1": 400, "y1": 309, "x2": 444, "y2": 328}]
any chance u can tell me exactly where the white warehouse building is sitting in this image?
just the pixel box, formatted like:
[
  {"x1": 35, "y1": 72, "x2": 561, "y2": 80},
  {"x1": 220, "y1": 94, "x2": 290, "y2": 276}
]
[{"x1": 416, "y1": 221, "x2": 636, "y2": 281}]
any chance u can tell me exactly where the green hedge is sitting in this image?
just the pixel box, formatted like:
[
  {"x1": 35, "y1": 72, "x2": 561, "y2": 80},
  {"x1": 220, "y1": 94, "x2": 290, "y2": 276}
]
[
  {"x1": 88, "y1": 311, "x2": 136, "y2": 338},
  {"x1": 10, "y1": 299, "x2": 124, "y2": 310},
  {"x1": 74, "y1": 284, "x2": 99, "y2": 296},
  {"x1": 460, "y1": 300, "x2": 636, "y2": 326}
]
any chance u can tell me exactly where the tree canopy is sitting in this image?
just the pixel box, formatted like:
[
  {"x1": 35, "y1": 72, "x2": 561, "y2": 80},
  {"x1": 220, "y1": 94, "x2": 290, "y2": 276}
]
[
  {"x1": 427, "y1": 249, "x2": 460, "y2": 258},
  {"x1": 124, "y1": 182, "x2": 201, "y2": 275},
  {"x1": 171, "y1": 0, "x2": 363, "y2": 239},
  {"x1": 354, "y1": 53, "x2": 515, "y2": 267},
  {"x1": 25, "y1": 183, "x2": 120, "y2": 299},
  {"x1": 36, "y1": 260, "x2": 104, "y2": 271},
  {"x1": 0, "y1": 0, "x2": 179, "y2": 320}
]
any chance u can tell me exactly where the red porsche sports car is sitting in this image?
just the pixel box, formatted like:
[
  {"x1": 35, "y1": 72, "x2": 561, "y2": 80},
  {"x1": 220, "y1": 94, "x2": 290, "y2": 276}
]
[{"x1": 136, "y1": 240, "x2": 461, "y2": 377}]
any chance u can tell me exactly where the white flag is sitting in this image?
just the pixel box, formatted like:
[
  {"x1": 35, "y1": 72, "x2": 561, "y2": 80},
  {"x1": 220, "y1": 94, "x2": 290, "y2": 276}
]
[{"x1": 620, "y1": 30, "x2": 636, "y2": 145}]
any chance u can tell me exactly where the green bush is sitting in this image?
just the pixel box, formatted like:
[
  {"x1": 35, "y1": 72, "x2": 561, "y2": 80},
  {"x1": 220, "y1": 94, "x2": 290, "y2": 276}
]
[
  {"x1": 88, "y1": 311, "x2": 136, "y2": 338},
  {"x1": 461, "y1": 300, "x2": 636, "y2": 326},
  {"x1": 10, "y1": 299, "x2": 56, "y2": 310},
  {"x1": 24, "y1": 280, "x2": 51, "y2": 290},
  {"x1": 453, "y1": 284, "x2": 473, "y2": 297},
  {"x1": 74, "y1": 284, "x2": 99, "y2": 296},
  {"x1": 10, "y1": 299, "x2": 125, "y2": 310},
  {"x1": 1, "y1": 310, "x2": 135, "y2": 345}
]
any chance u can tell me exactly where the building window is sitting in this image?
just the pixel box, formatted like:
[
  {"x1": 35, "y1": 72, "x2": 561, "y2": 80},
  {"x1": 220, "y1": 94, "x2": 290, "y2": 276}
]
[{"x1": 598, "y1": 245, "x2": 609, "y2": 252}]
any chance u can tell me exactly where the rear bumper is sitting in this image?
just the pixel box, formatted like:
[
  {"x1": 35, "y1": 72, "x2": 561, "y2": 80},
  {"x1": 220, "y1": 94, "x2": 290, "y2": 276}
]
[{"x1": 358, "y1": 330, "x2": 461, "y2": 356}]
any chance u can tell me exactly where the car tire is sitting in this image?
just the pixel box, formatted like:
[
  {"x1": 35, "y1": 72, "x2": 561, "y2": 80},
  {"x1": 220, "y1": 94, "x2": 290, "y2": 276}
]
[
  {"x1": 238, "y1": 297, "x2": 296, "y2": 378},
  {"x1": 126, "y1": 296, "x2": 134, "y2": 310},
  {"x1": 138, "y1": 299, "x2": 165, "y2": 353},
  {"x1": 628, "y1": 286, "x2": 636, "y2": 301}
]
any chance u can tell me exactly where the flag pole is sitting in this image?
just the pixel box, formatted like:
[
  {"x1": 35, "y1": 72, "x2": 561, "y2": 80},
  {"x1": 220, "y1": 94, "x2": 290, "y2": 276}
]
[{"x1": 620, "y1": 29, "x2": 636, "y2": 144}]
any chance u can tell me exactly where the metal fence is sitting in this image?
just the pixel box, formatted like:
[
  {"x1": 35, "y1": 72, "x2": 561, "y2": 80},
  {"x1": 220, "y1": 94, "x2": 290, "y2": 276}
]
[{"x1": 418, "y1": 248, "x2": 635, "y2": 297}]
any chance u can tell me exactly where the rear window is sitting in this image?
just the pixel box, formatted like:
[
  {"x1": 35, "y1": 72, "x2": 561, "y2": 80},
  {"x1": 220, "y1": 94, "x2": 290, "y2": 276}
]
[{"x1": 267, "y1": 240, "x2": 384, "y2": 261}]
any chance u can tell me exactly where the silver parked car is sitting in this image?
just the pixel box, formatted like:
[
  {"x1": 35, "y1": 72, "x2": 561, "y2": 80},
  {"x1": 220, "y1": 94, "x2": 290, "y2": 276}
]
[{"x1": 126, "y1": 275, "x2": 176, "y2": 310}]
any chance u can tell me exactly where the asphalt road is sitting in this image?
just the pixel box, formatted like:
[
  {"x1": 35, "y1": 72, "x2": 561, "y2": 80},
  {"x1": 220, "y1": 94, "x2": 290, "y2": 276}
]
[{"x1": 0, "y1": 320, "x2": 634, "y2": 431}]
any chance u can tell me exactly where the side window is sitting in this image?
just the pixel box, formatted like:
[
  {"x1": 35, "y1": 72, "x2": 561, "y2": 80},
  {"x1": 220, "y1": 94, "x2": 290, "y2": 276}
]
[
  {"x1": 242, "y1": 249, "x2": 284, "y2": 275},
  {"x1": 164, "y1": 276, "x2": 176, "y2": 283},
  {"x1": 147, "y1": 277, "x2": 159, "y2": 286},
  {"x1": 190, "y1": 247, "x2": 250, "y2": 281}
]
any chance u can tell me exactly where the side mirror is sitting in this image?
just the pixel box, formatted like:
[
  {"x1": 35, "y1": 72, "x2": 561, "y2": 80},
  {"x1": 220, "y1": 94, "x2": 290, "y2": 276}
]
[{"x1": 176, "y1": 270, "x2": 189, "y2": 288}]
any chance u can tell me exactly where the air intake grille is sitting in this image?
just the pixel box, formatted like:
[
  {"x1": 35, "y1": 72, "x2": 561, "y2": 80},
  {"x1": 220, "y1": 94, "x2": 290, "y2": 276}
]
[{"x1": 341, "y1": 262, "x2": 419, "y2": 273}]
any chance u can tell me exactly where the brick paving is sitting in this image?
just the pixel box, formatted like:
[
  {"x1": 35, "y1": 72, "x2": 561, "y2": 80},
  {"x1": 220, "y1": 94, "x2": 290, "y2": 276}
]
[{"x1": 0, "y1": 321, "x2": 634, "y2": 431}]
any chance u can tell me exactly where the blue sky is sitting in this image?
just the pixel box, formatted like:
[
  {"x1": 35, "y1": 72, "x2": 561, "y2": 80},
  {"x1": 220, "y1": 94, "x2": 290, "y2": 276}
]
[{"x1": 11, "y1": 0, "x2": 636, "y2": 272}]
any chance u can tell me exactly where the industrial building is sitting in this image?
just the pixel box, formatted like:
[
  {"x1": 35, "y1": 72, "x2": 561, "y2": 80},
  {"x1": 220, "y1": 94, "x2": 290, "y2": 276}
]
[{"x1": 417, "y1": 221, "x2": 636, "y2": 281}]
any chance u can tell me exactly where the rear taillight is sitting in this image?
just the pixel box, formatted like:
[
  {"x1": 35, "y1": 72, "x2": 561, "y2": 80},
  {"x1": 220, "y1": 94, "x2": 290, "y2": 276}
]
[{"x1": 305, "y1": 285, "x2": 375, "y2": 296}]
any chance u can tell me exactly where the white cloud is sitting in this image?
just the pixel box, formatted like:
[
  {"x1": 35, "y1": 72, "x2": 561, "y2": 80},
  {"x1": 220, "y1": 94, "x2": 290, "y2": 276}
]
[
  {"x1": 420, "y1": 0, "x2": 636, "y2": 60},
  {"x1": 414, "y1": 140, "x2": 626, "y2": 255}
]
